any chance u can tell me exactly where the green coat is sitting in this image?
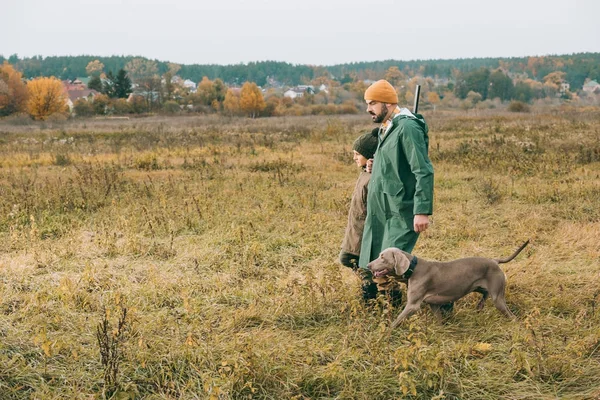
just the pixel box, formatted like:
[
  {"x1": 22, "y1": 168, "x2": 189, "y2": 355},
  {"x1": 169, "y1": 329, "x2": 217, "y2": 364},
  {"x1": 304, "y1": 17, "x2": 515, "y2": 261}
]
[{"x1": 358, "y1": 111, "x2": 434, "y2": 268}]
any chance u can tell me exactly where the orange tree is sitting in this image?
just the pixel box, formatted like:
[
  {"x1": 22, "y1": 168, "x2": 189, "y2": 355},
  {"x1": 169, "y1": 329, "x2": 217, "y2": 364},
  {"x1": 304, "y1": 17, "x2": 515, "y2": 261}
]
[
  {"x1": 223, "y1": 88, "x2": 241, "y2": 116},
  {"x1": 0, "y1": 62, "x2": 29, "y2": 116},
  {"x1": 26, "y1": 77, "x2": 68, "y2": 120},
  {"x1": 239, "y1": 81, "x2": 266, "y2": 118}
]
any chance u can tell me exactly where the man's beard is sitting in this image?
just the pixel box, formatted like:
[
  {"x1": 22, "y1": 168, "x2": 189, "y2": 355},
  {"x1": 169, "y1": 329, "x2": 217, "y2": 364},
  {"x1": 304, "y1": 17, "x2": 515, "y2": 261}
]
[{"x1": 370, "y1": 106, "x2": 388, "y2": 123}]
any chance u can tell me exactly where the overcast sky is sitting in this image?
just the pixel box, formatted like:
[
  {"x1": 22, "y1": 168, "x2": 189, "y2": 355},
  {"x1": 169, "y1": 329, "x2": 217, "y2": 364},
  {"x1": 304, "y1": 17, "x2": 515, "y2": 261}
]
[{"x1": 3, "y1": 0, "x2": 599, "y2": 66}]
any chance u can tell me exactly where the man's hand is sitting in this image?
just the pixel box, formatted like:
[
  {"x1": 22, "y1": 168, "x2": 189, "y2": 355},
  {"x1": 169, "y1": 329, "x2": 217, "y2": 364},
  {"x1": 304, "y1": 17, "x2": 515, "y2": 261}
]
[
  {"x1": 414, "y1": 214, "x2": 430, "y2": 233},
  {"x1": 366, "y1": 158, "x2": 373, "y2": 173}
]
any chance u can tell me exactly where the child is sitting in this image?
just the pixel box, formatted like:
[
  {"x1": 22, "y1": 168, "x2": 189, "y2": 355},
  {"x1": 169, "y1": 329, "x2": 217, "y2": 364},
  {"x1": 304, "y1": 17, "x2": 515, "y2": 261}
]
[{"x1": 339, "y1": 128, "x2": 379, "y2": 271}]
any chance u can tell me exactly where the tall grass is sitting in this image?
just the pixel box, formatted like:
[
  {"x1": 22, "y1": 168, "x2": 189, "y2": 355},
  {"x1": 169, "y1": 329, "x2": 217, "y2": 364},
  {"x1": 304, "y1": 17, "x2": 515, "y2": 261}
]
[{"x1": 0, "y1": 110, "x2": 599, "y2": 399}]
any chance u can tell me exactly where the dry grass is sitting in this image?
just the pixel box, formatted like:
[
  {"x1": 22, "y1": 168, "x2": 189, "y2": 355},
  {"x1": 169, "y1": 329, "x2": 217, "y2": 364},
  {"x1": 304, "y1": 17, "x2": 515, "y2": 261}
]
[{"x1": 1, "y1": 109, "x2": 600, "y2": 399}]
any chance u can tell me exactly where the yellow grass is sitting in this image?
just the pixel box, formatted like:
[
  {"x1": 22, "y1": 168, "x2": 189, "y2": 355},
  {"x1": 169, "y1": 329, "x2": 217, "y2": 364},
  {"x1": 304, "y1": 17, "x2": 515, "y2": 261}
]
[{"x1": 1, "y1": 110, "x2": 600, "y2": 399}]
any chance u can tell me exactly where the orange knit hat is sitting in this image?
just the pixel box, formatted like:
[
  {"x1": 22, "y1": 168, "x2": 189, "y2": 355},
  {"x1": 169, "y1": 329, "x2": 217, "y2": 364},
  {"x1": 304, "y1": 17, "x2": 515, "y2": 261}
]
[{"x1": 364, "y1": 79, "x2": 398, "y2": 104}]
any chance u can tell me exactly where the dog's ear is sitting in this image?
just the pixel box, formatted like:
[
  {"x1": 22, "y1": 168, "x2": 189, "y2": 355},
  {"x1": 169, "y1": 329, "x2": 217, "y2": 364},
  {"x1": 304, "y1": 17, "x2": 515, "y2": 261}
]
[{"x1": 392, "y1": 249, "x2": 410, "y2": 276}]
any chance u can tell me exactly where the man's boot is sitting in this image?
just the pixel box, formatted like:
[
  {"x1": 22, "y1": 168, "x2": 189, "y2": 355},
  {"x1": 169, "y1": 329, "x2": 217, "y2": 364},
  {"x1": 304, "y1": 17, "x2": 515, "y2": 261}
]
[{"x1": 339, "y1": 251, "x2": 359, "y2": 270}]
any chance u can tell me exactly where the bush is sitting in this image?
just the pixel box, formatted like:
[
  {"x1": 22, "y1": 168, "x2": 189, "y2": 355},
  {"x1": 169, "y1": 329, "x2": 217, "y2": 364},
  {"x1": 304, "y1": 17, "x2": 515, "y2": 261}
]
[
  {"x1": 93, "y1": 94, "x2": 110, "y2": 115},
  {"x1": 3, "y1": 112, "x2": 33, "y2": 125},
  {"x1": 73, "y1": 98, "x2": 94, "y2": 117},
  {"x1": 162, "y1": 100, "x2": 181, "y2": 114},
  {"x1": 112, "y1": 99, "x2": 131, "y2": 115},
  {"x1": 54, "y1": 153, "x2": 72, "y2": 166},
  {"x1": 130, "y1": 95, "x2": 149, "y2": 114},
  {"x1": 508, "y1": 101, "x2": 530, "y2": 113}
]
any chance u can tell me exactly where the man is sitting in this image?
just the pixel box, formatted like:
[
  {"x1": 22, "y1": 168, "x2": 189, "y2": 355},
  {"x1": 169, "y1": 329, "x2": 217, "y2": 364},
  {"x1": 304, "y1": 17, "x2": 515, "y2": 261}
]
[{"x1": 358, "y1": 79, "x2": 434, "y2": 304}]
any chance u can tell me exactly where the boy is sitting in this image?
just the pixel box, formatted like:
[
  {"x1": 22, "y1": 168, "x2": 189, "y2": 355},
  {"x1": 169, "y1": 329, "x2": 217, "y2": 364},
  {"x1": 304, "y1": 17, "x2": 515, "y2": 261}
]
[{"x1": 339, "y1": 128, "x2": 379, "y2": 270}]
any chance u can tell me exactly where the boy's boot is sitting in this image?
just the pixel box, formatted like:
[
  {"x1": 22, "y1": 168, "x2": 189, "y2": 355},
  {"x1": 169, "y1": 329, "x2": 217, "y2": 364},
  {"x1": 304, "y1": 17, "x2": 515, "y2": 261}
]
[{"x1": 356, "y1": 268, "x2": 378, "y2": 302}]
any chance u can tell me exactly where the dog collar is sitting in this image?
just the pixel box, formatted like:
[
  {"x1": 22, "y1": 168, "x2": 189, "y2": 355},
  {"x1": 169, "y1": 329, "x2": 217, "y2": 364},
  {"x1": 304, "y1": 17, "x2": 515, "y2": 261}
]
[{"x1": 402, "y1": 255, "x2": 418, "y2": 279}]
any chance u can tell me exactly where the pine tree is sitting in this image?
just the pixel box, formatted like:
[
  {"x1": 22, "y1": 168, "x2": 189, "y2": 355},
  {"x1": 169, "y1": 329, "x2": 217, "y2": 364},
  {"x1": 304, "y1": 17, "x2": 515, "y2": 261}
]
[
  {"x1": 103, "y1": 71, "x2": 116, "y2": 97},
  {"x1": 113, "y1": 69, "x2": 132, "y2": 99},
  {"x1": 88, "y1": 76, "x2": 103, "y2": 92}
]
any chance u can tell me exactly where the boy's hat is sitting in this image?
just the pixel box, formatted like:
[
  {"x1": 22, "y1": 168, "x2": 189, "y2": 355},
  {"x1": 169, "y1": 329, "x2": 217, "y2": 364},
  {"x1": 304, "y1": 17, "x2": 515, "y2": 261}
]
[{"x1": 353, "y1": 128, "x2": 379, "y2": 160}]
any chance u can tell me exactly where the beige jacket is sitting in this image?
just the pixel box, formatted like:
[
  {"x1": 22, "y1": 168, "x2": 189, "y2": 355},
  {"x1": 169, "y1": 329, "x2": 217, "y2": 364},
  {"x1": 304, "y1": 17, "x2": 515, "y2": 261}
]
[{"x1": 341, "y1": 170, "x2": 371, "y2": 255}]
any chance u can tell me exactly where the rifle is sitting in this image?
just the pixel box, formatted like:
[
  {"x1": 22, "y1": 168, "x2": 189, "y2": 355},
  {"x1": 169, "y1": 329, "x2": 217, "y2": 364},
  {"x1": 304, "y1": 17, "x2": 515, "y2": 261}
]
[{"x1": 412, "y1": 84, "x2": 421, "y2": 114}]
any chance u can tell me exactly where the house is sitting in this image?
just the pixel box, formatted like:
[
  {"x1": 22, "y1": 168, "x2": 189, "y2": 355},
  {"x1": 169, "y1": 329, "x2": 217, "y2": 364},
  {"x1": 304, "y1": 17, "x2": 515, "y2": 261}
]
[
  {"x1": 318, "y1": 84, "x2": 329, "y2": 94},
  {"x1": 283, "y1": 85, "x2": 315, "y2": 99},
  {"x1": 183, "y1": 79, "x2": 196, "y2": 92},
  {"x1": 62, "y1": 78, "x2": 87, "y2": 91},
  {"x1": 66, "y1": 89, "x2": 99, "y2": 111},
  {"x1": 583, "y1": 80, "x2": 600, "y2": 94},
  {"x1": 76, "y1": 77, "x2": 91, "y2": 87},
  {"x1": 266, "y1": 76, "x2": 283, "y2": 88}
]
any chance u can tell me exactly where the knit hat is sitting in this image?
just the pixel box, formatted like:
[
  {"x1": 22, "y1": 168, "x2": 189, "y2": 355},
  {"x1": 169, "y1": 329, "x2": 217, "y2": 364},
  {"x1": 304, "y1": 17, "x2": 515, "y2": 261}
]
[
  {"x1": 364, "y1": 79, "x2": 398, "y2": 104},
  {"x1": 353, "y1": 128, "x2": 379, "y2": 159}
]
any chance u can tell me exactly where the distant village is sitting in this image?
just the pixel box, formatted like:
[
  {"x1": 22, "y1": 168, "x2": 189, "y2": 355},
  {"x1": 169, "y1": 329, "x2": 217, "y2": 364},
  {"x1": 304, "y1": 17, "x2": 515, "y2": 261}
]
[
  {"x1": 2, "y1": 55, "x2": 600, "y2": 120},
  {"x1": 62, "y1": 75, "x2": 334, "y2": 112},
  {"x1": 61, "y1": 69, "x2": 600, "y2": 118}
]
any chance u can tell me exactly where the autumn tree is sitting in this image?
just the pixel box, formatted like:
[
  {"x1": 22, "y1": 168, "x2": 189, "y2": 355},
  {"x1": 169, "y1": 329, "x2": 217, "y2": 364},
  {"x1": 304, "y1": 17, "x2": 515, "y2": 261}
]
[
  {"x1": 163, "y1": 63, "x2": 181, "y2": 101},
  {"x1": 193, "y1": 77, "x2": 228, "y2": 111},
  {"x1": 125, "y1": 58, "x2": 160, "y2": 110},
  {"x1": 543, "y1": 71, "x2": 566, "y2": 87},
  {"x1": 196, "y1": 77, "x2": 216, "y2": 106},
  {"x1": 427, "y1": 92, "x2": 440, "y2": 111},
  {"x1": 239, "y1": 82, "x2": 266, "y2": 118},
  {"x1": 384, "y1": 66, "x2": 406, "y2": 87},
  {"x1": 26, "y1": 77, "x2": 68, "y2": 120},
  {"x1": 86, "y1": 60, "x2": 104, "y2": 78},
  {"x1": 223, "y1": 89, "x2": 240, "y2": 116},
  {"x1": 124, "y1": 58, "x2": 158, "y2": 84},
  {"x1": 0, "y1": 62, "x2": 28, "y2": 116},
  {"x1": 527, "y1": 56, "x2": 545, "y2": 79}
]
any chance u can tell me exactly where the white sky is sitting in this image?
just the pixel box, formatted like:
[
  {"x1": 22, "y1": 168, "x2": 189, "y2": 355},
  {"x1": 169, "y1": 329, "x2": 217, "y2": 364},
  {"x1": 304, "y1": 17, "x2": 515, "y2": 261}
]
[{"x1": 3, "y1": 0, "x2": 599, "y2": 66}]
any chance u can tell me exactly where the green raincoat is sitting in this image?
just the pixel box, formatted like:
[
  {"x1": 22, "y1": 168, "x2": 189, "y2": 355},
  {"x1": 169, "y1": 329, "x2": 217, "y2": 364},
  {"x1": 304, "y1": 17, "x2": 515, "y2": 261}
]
[{"x1": 358, "y1": 110, "x2": 434, "y2": 268}]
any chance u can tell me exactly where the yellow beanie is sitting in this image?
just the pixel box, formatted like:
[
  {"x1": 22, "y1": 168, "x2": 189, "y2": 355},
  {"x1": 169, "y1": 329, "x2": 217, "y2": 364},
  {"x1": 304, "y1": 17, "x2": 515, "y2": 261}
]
[{"x1": 364, "y1": 79, "x2": 398, "y2": 104}]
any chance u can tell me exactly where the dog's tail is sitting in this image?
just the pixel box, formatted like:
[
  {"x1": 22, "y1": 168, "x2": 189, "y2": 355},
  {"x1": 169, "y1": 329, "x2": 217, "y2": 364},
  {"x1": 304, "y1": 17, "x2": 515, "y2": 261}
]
[{"x1": 495, "y1": 240, "x2": 530, "y2": 264}]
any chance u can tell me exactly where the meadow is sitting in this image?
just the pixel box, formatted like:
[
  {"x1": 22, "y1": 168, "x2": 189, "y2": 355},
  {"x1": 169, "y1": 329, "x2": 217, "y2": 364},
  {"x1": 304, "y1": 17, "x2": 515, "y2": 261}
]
[{"x1": 0, "y1": 108, "x2": 599, "y2": 399}]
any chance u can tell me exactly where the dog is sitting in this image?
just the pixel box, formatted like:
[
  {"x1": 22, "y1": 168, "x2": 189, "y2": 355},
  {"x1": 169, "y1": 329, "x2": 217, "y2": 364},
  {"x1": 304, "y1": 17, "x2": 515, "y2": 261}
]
[{"x1": 367, "y1": 240, "x2": 529, "y2": 328}]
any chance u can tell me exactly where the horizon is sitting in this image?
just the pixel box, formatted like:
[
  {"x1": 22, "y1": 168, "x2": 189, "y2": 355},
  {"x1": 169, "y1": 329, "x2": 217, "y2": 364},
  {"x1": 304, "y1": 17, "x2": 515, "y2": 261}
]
[{"x1": 3, "y1": 51, "x2": 599, "y2": 69}]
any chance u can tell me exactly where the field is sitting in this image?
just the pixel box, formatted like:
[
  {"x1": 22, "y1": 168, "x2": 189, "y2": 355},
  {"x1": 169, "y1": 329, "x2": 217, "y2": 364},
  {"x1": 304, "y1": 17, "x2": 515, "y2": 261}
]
[{"x1": 1, "y1": 108, "x2": 600, "y2": 399}]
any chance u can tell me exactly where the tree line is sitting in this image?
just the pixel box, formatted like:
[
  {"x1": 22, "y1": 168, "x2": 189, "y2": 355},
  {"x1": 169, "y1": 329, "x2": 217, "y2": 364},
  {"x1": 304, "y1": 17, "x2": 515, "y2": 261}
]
[
  {"x1": 2, "y1": 53, "x2": 599, "y2": 90},
  {"x1": 2, "y1": 52, "x2": 600, "y2": 121}
]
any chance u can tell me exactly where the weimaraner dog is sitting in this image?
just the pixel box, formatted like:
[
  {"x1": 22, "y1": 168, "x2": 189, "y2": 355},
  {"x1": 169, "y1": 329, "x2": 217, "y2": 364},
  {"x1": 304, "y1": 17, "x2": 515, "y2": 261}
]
[{"x1": 367, "y1": 241, "x2": 529, "y2": 328}]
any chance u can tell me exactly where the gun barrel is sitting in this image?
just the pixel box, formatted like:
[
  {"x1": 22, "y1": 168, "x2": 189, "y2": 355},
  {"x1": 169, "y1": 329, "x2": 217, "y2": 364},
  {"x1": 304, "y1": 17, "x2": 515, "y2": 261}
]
[{"x1": 413, "y1": 85, "x2": 421, "y2": 114}]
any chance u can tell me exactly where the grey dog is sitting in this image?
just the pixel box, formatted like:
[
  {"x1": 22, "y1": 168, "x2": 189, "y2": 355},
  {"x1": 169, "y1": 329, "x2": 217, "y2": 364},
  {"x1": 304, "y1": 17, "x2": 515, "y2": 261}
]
[{"x1": 367, "y1": 241, "x2": 529, "y2": 328}]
